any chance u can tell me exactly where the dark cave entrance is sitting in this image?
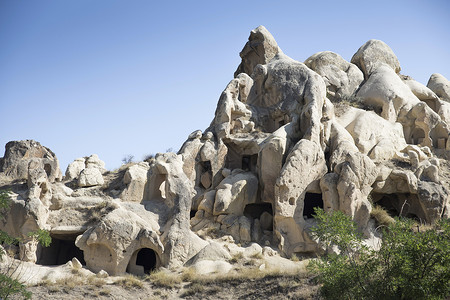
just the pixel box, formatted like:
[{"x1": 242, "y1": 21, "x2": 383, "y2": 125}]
[
  {"x1": 224, "y1": 142, "x2": 258, "y2": 173},
  {"x1": 372, "y1": 193, "x2": 402, "y2": 217},
  {"x1": 37, "y1": 233, "x2": 85, "y2": 266},
  {"x1": 44, "y1": 164, "x2": 52, "y2": 178},
  {"x1": 241, "y1": 154, "x2": 258, "y2": 173},
  {"x1": 303, "y1": 193, "x2": 324, "y2": 219},
  {"x1": 133, "y1": 248, "x2": 157, "y2": 275},
  {"x1": 244, "y1": 203, "x2": 273, "y2": 219},
  {"x1": 411, "y1": 128, "x2": 425, "y2": 145}
]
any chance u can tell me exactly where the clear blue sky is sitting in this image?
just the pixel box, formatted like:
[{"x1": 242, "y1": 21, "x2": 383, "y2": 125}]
[{"x1": 1, "y1": 0, "x2": 449, "y2": 171}]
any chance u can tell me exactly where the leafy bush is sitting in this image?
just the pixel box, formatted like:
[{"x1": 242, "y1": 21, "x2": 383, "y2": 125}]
[{"x1": 309, "y1": 207, "x2": 450, "y2": 300}]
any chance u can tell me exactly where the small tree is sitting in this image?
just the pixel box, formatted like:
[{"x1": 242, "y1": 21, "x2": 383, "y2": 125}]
[
  {"x1": 0, "y1": 190, "x2": 51, "y2": 299},
  {"x1": 309, "y1": 207, "x2": 450, "y2": 300},
  {"x1": 121, "y1": 154, "x2": 134, "y2": 164}
]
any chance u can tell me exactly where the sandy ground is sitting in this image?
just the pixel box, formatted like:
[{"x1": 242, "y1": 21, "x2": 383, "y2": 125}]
[{"x1": 24, "y1": 273, "x2": 321, "y2": 300}]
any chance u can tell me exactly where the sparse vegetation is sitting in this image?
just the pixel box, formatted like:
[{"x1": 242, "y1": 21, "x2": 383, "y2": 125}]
[
  {"x1": 86, "y1": 276, "x2": 106, "y2": 287},
  {"x1": 309, "y1": 207, "x2": 450, "y2": 300},
  {"x1": 290, "y1": 253, "x2": 299, "y2": 262},
  {"x1": 114, "y1": 274, "x2": 144, "y2": 289},
  {"x1": 333, "y1": 94, "x2": 375, "y2": 117},
  {"x1": 229, "y1": 252, "x2": 244, "y2": 264},
  {"x1": 146, "y1": 270, "x2": 181, "y2": 288},
  {"x1": 370, "y1": 204, "x2": 395, "y2": 227},
  {"x1": 180, "y1": 282, "x2": 204, "y2": 297},
  {"x1": 89, "y1": 200, "x2": 118, "y2": 222},
  {"x1": 143, "y1": 153, "x2": 155, "y2": 161},
  {"x1": 98, "y1": 288, "x2": 111, "y2": 296},
  {"x1": 250, "y1": 252, "x2": 264, "y2": 260},
  {"x1": 121, "y1": 154, "x2": 134, "y2": 164}
]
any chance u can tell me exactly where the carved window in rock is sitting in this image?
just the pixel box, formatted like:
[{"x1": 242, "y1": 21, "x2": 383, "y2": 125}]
[
  {"x1": 148, "y1": 174, "x2": 167, "y2": 201},
  {"x1": 44, "y1": 163, "x2": 52, "y2": 178},
  {"x1": 241, "y1": 154, "x2": 258, "y2": 173},
  {"x1": 303, "y1": 193, "x2": 324, "y2": 219}
]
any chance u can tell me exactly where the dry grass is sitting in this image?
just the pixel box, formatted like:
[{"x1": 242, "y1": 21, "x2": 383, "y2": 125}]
[
  {"x1": 114, "y1": 274, "x2": 144, "y2": 289},
  {"x1": 229, "y1": 252, "x2": 244, "y2": 264},
  {"x1": 250, "y1": 252, "x2": 264, "y2": 260},
  {"x1": 53, "y1": 275, "x2": 85, "y2": 288},
  {"x1": 86, "y1": 276, "x2": 106, "y2": 287},
  {"x1": 97, "y1": 288, "x2": 111, "y2": 296},
  {"x1": 290, "y1": 254, "x2": 300, "y2": 262},
  {"x1": 371, "y1": 205, "x2": 395, "y2": 227},
  {"x1": 180, "y1": 282, "x2": 204, "y2": 297},
  {"x1": 146, "y1": 270, "x2": 182, "y2": 288},
  {"x1": 181, "y1": 267, "x2": 196, "y2": 282},
  {"x1": 89, "y1": 200, "x2": 119, "y2": 222},
  {"x1": 180, "y1": 266, "x2": 302, "y2": 285}
]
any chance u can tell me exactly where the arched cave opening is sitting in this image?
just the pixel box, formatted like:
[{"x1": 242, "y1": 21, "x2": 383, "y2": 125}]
[
  {"x1": 303, "y1": 193, "x2": 324, "y2": 219},
  {"x1": 136, "y1": 248, "x2": 156, "y2": 274},
  {"x1": 148, "y1": 174, "x2": 167, "y2": 201},
  {"x1": 244, "y1": 203, "x2": 273, "y2": 219},
  {"x1": 37, "y1": 233, "x2": 85, "y2": 266},
  {"x1": 128, "y1": 248, "x2": 157, "y2": 275}
]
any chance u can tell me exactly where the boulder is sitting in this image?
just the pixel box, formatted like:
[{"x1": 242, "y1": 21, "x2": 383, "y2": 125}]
[
  {"x1": 305, "y1": 51, "x2": 363, "y2": 101},
  {"x1": 351, "y1": 39, "x2": 401, "y2": 79},
  {"x1": 78, "y1": 167, "x2": 104, "y2": 187},
  {"x1": 357, "y1": 64, "x2": 419, "y2": 122},
  {"x1": 75, "y1": 206, "x2": 163, "y2": 275},
  {"x1": 186, "y1": 242, "x2": 231, "y2": 265},
  {"x1": 86, "y1": 154, "x2": 106, "y2": 171},
  {"x1": 0, "y1": 140, "x2": 62, "y2": 182},
  {"x1": 65, "y1": 158, "x2": 86, "y2": 181},
  {"x1": 213, "y1": 171, "x2": 258, "y2": 216},
  {"x1": 235, "y1": 25, "x2": 280, "y2": 77},
  {"x1": 120, "y1": 162, "x2": 149, "y2": 202},
  {"x1": 427, "y1": 73, "x2": 450, "y2": 102}
]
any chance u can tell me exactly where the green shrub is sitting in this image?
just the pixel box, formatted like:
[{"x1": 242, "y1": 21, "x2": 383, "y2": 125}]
[{"x1": 309, "y1": 207, "x2": 450, "y2": 300}]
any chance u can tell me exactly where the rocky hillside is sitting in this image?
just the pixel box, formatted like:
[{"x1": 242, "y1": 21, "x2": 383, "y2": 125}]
[{"x1": 1, "y1": 25, "x2": 449, "y2": 292}]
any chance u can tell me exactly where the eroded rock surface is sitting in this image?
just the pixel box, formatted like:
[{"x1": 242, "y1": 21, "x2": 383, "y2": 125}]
[{"x1": 1, "y1": 26, "x2": 449, "y2": 276}]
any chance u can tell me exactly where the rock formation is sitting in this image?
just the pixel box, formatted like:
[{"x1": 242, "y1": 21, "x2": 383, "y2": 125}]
[{"x1": 1, "y1": 26, "x2": 449, "y2": 276}]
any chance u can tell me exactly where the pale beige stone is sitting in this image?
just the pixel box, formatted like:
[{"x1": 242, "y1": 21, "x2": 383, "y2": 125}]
[
  {"x1": 427, "y1": 73, "x2": 450, "y2": 102},
  {"x1": 351, "y1": 39, "x2": 401, "y2": 79},
  {"x1": 78, "y1": 167, "x2": 104, "y2": 187},
  {"x1": 305, "y1": 51, "x2": 363, "y2": 101}
]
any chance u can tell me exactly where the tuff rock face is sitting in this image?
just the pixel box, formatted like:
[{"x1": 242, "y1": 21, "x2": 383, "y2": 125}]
[{"x1": 1, "y1": 26, "x2": 450, "y2": 276}]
